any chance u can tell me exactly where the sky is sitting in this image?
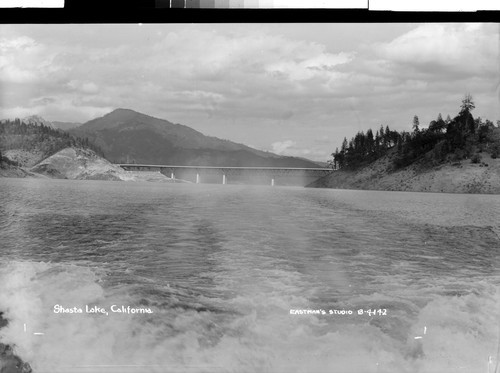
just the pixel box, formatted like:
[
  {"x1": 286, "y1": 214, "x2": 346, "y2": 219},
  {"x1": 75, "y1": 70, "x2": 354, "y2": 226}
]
[{"x1": 0, "y1": 23, "x2": 498, "y2": 162}]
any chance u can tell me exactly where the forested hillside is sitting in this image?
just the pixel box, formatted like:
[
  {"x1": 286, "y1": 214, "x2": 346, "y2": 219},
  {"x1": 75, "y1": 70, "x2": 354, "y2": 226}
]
[
  {"x1": 0, "y1": 119, "x2": 104, "y2": 167},
  {"x1": 330, "y1": 95, "x2": 500, "y2": 171}
]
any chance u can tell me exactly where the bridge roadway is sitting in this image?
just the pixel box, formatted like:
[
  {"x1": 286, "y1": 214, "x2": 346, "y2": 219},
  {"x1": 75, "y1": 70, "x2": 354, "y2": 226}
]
[{"x1": 117, "y1": 164, "x2": 333, "y2": 186}]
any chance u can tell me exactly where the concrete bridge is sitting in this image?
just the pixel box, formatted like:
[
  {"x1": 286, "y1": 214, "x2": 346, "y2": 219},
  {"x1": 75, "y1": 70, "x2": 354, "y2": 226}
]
[{"x1": 117, "y1": 164, "x2": 333, "y2": 186}]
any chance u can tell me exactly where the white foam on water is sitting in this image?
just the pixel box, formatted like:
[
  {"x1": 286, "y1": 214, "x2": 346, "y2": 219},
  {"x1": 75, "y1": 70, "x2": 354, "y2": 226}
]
[
  {"x1": 0, "y1": 261, "x2": 108, "y2": 369},
  {"x1": 1, "y1": 258, "x2": 499, "y2": 373}
]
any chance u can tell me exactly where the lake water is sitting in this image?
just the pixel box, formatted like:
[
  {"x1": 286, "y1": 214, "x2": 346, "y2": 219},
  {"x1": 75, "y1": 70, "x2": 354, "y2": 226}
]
[{"x1": 1, "y1": 178, "x2": 500, "y2": 373}]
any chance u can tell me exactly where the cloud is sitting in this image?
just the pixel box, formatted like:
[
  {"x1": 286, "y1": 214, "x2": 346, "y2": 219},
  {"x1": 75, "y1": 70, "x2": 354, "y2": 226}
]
[
  {"x1": 31, "y1": 97, "x2": 56, "y2": 106},
  {"x1": 0, "y1": 24, "x2": 498, "y2": 162},
  {"x1": 0, "y1": 65, "x2": 38, "y2": 84},
  {"x1": 1, "y1": 99, "x2": 113, "y2": 123},
  {"x1": 265, "y1": 51, "x2": 353, "y2": 81},
  {"x1": 0, "y1": 36, "x2": 55, "y2": 84},
  {"x1": 376, "y1": 23, "x2": 498, "y2": 79},
  {"x1": 0, "y1": 36, "x2": 37, "y2": 51},
  {"x1": 67, "y1": 80, "x2": 99, "y2": 94},
  {"x1": 268, "y1": 139, "x2": 328, "y2": 160},
  {"x1": 271, "y1": 140, "x2": 296, "y2": 155},
  {"x1": 8, "y1": 26, "x2": 345, "y2": 123}
]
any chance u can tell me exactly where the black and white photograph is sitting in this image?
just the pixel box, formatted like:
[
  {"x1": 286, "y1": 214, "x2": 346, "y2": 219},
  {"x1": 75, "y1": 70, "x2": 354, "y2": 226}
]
[{"x1": 1, "y1": 22, "x2": 500, "y2": 372}]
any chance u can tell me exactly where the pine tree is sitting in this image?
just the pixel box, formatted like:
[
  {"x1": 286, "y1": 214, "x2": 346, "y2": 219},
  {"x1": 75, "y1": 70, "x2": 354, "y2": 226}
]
[
  {"x1": 341, "y1": 137, "x2": 348, "y2": 154},
  {"x1": 366, "y1": 128, "x2": 374, "y2": 155},
  {"x1": 397, "y1": 136, "x2": 403, "y2": 154},
  {"x1": 375, "y1": 130, "x2": 381, "y2": 154},
  {"x1": 412, "y1": 115, "x2": 420, "y2": 133},
  {"x1": 385, "y1": 125, "x2": 392, "y2": 147},
  {"x1": 460, "y1": 93, "x2": 475, "y2": 113},
  {"x1": 331, "y1": 147, "x2": 339, "y2": 169}
]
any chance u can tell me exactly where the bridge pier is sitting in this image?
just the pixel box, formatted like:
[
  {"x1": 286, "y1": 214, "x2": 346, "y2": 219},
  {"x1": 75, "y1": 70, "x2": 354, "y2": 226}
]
[{"x1": 222, "y1": 174, "x2": 226, "y2": 185}]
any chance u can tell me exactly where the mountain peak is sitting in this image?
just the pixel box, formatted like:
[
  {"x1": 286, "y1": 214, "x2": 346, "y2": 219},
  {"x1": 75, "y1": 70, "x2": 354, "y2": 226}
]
[
  {"x1": 109, "y1": 108, "x2": 138, "y2": 115},
  {"x1": 71, "y1": 108, "x2": 321, "y2": 168},
  {"x1": 101, "y1": 108, "x2": 159, "y2": 123},
  {"x1": 105, "y1": 108, "x2": 141, "y2": 118}
]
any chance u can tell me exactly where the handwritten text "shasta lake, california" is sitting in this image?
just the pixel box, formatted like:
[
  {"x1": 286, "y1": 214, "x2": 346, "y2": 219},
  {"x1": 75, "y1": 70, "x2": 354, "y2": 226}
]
[{"x1": 53, "y1": 304, "x2": 153, "y2": 316}]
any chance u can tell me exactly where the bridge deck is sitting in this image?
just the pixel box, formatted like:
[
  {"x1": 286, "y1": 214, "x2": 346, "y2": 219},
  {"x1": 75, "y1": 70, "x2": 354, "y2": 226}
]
[{"x1": 117, "y1": 164, "x2": 331, "y2": 171}]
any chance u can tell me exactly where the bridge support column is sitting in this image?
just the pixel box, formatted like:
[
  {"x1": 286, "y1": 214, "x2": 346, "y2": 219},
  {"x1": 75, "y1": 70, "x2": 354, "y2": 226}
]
[
  {"x1": 271, "y1": 178, "x2": 275, "y2": 187},
  {"x1": 196, "y1": 173, "x2": 200, "y2": 184}
]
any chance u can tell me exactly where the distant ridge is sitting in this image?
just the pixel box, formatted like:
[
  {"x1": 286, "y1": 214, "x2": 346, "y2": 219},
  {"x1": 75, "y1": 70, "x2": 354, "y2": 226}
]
[
  {"x1": 69, "y1": 108, "x2": 321, "y2": 168},
  {"x1": 22, "y1": 115, "x2": 54, "y2": 128},
  {"x1": 1, "y1": 115, "x2": 62, "y2": 130},
  {"x1": 52, "y1": 121, "x2": 81, "y2": 131}
]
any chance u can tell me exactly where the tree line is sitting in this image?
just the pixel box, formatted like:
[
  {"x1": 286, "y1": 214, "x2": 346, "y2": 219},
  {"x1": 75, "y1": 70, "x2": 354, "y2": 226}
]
[{"x1": 329, "y1": 94, "x2": 500, "y2": 171}]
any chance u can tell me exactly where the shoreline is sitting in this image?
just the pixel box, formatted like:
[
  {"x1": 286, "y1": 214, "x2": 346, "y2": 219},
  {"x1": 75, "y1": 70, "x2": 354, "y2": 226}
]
[
  {"x1": 2, "y1": 145, "x2": 499, "y2": 194},
  {"x1": 309, "y1": 185, "x2": 500, "y2": 195},
  {"x1": 307, "y1": 152, "x2": 500, "y2": 195},
  {"x1": 2, "y1": 173, "x2": 500, "y2": 195},
  {"x1": 307, "y1": 182, "x2": 500, "y2": 195}
]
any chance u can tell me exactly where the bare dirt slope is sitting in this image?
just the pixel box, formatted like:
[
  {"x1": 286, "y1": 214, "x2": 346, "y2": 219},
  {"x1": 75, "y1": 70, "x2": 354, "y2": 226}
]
[
  {"x1": 308, "y1": 152, "x2": 500, "y2": 194},
  {"x1": 29, "y1": 147, "x2": 175, "y2": 182},
  {"x1": 4, "y1": 149, "x2": 47, "y2": 168}
]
